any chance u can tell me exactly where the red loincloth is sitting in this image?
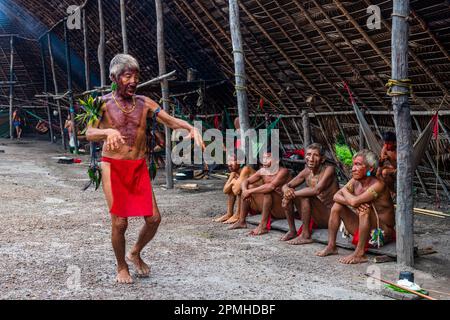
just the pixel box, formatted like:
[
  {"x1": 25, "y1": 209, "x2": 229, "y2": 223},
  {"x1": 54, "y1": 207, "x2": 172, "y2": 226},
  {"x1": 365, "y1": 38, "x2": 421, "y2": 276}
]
[
  {"x1": 351, "y1": 229, "x2": 370, "y2": 252},
  {"x1": 297, "y1": 218, "x2": 317, "y2": 236},
  {"x1": 352, "y1": 228, "x2": 397, "y2": 252},
  {"x1": 101, "y1": 157, "x2": 153, "y2": 218}
]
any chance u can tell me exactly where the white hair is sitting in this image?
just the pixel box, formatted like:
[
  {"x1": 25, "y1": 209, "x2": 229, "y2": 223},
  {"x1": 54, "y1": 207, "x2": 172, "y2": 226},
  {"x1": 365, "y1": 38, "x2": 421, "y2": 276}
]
[
  {"x1": 109, "y1": 54, "x2": 140, "y2": 80},
  {"x1": 353, "y1": 149, "x2": 378, "y2": 171}
]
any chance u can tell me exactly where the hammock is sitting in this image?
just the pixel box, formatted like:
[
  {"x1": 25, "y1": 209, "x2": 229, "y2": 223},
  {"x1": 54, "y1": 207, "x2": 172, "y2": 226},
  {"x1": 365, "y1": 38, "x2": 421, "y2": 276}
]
[
  {"x1": 23, "y1": 109, "x2": 61, "y2": 131},
  {"x1": 344, "y1": 82, "x2": 437, "y2": 171}
]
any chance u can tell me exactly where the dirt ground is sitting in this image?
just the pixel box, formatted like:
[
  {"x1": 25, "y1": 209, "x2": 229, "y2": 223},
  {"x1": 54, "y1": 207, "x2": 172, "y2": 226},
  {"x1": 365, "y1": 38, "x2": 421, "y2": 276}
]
[{"x1": 0, "y1": 138, "x2": 449, "y2": 300}]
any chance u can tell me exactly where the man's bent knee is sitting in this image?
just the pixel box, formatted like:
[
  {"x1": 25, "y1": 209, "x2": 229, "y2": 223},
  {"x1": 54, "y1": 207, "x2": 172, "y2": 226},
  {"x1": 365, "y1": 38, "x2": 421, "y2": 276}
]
[
  {"x1": 112, "y1": 217, "x2": 128, "y2": 232},
  {"x1": 145, "y1": 214, "x2": 161, "y2": 226}
]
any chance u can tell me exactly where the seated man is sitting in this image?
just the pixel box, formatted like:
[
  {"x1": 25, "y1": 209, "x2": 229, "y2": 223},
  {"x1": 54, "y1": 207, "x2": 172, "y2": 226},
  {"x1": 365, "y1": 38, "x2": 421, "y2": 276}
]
[
  {"x1": 316, "y1": 149, "x2": 395, "y2": 264},
  {"x1": 281, "y1": 143, "x2": 339, "y2": 244},
  {"x1": 376, "y1": 132, "x2": 397, "y2": 193},
  {"x1": 229, "y1": 150, "x2": 291, "y2": 236},
  {"x1": 214, "y1": 155, "x2": 256, "y2": 224}
]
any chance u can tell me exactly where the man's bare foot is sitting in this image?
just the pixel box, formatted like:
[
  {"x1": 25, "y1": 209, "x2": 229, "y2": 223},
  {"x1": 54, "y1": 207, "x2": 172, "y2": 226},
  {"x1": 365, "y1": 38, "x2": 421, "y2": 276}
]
[
  {"x1": 213, "y1": 213, "x2": 232, "y2": 223},
  {"x1": 126, "y1": 252, "x2": 150, "y2": 277},
  {"x1": 224, "y1": 215, "x2": 239, "y2": 224},
  {"x1": 228, "y1": 221, "x2": 247, "y2": 230},
  {"x1": 249, "y1": 226, "x2": 269, "y2": 236},
  {"x1": 116, "y1": 268, "x2": 133, "y2": 284},
  {"x1": 280, "y1": 231, "x2": 297, "y2": 241},
  {"x1": 339, "y1": 253, "x2": 368, "y2": 264},
  {"x1": 316, "y1": 245, "x2": 339, "y2": 257},
  {"x1": 287, "y1": 234, "x2": 314, "y2": 245}
]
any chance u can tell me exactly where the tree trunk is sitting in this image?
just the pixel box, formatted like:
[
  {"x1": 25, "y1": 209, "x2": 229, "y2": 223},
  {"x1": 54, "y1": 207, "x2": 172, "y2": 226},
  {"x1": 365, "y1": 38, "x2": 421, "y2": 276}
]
[
  {"x1": 40, "y1": 42, "x2": 54, "y2": 142},
  {"x1": 48, "y1": 34, "x2": 66, "y2": 149},
  {"x1": 120, "y1": 0, "x2": 128, "y2": 54},
  {"x1": 392, "y1": 0, "x2": 414, "y2": 267},
  {"x1": 9, "y1": 36, "x2": 14, "y2": 140},
  {"x1": 229, "y1": 0, "x2": 250, "y2": 161},
  {"x1": 155, "y1": 0, "x2": 173, "y2": 189}
]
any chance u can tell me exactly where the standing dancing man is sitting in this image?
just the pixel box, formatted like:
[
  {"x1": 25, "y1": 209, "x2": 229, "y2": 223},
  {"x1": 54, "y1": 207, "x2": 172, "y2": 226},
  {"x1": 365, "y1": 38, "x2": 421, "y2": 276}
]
[{"x1": 86, "y1": 54, "x2": 204, "y2": 284}]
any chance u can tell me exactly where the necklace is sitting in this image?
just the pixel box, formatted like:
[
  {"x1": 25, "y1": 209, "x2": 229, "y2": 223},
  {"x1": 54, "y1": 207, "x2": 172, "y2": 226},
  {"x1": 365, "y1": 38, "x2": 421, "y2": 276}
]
[
  {"x1": 308, "y1": 165, "x2": 323, "y2": 187},
  {"x1": 112, "y1": 92, "x2": 136, "y2": 114}
]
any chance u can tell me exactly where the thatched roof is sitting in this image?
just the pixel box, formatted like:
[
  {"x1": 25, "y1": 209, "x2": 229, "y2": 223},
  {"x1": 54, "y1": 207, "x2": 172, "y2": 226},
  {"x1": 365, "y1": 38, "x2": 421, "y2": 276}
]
[{"x1": 0, "y1": 0, "x2": 449, "y2": 197}]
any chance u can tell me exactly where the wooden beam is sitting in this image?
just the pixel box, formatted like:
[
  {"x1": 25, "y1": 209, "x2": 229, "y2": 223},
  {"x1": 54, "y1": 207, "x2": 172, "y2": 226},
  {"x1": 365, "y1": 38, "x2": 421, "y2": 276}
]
[
  {"x1": 155, "y1": 0, "x2": 173, "y2": 189},
  {"x1": 97, "y1": 0, "x2": 106, "y2": 87},
  {"x1": 64, "y1": 19, "x2": 79, "y2": 154},
  {"x1": 120, "y1": 0, "x2": 128, "y2": 54},
  {"x1": 175, "y1": 1, "x2": 276, "y2": 111},
  {"x1": 293, "y1": 1, "x2": 389, "y2": 109},
  {"x1": 229, "y1": 0, "x2": 250, "y2": 160},
  {"x1": 9, "y1": 36, "x2": 14, "y2": 140},
  {"x1": 82, "y1": 9, "x2": 90, "y2": 91},
  {"x1": 210, "y1": 0, "x2": 299, "y2": 113},
  {"x1": 359, "y1": 0, "x2": 448, "y2": 107},
  {"x1": 39, "y1": 42, "x2": 54, "y2": 143},
  {"x1": 189, "y1": 0, "x2": 287, "y2": 113},
  {"x1": 253, "y1": 0, "x2": 352, "y2": 144},
  {"x1": 392, "y1": 0, "x2": 414, "y2": 267},
  {"x1": 302, "y1": 110, "x2": 311, "y2": 146}
]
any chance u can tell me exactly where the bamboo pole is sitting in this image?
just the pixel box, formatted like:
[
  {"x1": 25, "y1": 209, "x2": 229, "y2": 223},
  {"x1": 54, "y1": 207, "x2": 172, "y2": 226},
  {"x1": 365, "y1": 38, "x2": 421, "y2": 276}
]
[
  {"x1": 47, "y1": 34, "x2": 65, "y2": 149},
  {"x1": 97, "y1": 0, "x2": 106, "y2": 87},
  {"x1": 82, "y1": 8, "x2": 90, "y2": 91},
  {"x1": 302, "y1": 110, "x2": 311, "y2": 146},
  {"x1": 155, "y1": 0, "x2": 173, "y2": 189},
  {"x1": 9, "y1": 36, "x2": 14, "y2": 140},
  {"x1": 359, "y1": 108, "x2": 366, "y2": 149},
  {"x1": 229, "y1": 0, "x2": 250, "y2": 160},
  {"x1": 39, "y1": 42, "x2": 54, "y2": 143},
  {"x1": 120, "y1": 0, "x2": 128, "y2": 54},
  {"x1": 392, "y1": 0, "x2": 414, "y2": 267},
  {"x1": 290, "y1": 118, "x2": 304, "y2": 145},
  {"x1": 82, "y1": 7, "x2": 96, "y2": 161},
  {"x1": 64, "y1": 19, "x2": 79, "y2": 154}
]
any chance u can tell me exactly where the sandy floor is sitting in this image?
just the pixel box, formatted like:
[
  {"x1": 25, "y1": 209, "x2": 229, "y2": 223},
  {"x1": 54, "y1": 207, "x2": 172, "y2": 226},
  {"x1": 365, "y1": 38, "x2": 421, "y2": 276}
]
[{"x1": 0, "y1": 138, "x2": 449, "y2": 300}]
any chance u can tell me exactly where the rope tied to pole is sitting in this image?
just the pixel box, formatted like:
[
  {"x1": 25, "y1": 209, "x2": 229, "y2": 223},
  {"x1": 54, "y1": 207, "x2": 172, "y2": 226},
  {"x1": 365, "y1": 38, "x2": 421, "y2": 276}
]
[
  {"x1": 234, "y1": 73, "x2": 246, "y2": 80},
  {"x1": 233, "y1": 85, "x2": 247, "y2": 96},
  {"x1": 232, "y1": 49, "x2": 244, "y2": 54},
  {"x1": 386, "y1": 79, "x2": 413, "y2": 97}
]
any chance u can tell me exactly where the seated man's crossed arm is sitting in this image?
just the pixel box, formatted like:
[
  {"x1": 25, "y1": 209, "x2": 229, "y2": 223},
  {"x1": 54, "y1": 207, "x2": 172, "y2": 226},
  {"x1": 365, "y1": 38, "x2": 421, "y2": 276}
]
[{"x1": 333, "y1": 178, "x2": 383, "y2": 209}]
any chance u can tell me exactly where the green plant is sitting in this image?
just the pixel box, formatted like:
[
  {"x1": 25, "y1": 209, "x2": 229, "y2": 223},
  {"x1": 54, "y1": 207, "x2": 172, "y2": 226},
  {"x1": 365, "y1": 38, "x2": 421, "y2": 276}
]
[
  {"x1": 335, "y1": 143, "x2": 353, "y2": 166},
  {"x1": 76, "y1": 95, "x2": 104, "y2": 134}
]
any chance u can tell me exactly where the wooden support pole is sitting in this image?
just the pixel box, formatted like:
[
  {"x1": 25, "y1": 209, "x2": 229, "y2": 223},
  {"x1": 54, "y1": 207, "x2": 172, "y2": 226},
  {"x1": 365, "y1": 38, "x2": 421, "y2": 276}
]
[
  {"x1": 392, "y1": 0, "x2": 414, "y2": 267},
  {"x1": 47, "y1": 34, "x2": 66, "y2": 149},
  {"x1": 155, "y1": 0, "x2": 173, "y2": 189},
  {"x1": 120, "y1": 0, "x2": 128, "y2": 54},
  {"x1": 39, "y1": 42, "x2": 54, "y2": 143},
  {"x1": 229, "y1": 0, "x2": 250, "y2": 160},
  {"x1": 290, "y1": 118, "x2": 304, "y2": 145},
  {"x1": 82, "y1": 9, "x2": 90, "y2": 91},
  {"x1": 280, "y1": 118, "x2": 294, "y2": 146},
  {"x1": 64, "y1": 19, "x2": 79, "y2": 154},
  {"x1": 97, "y1": 0, "x2": 106, "y2": 87},
  {"x1": 83, "y1": 8, "x2": 96, "y2": 160},
  {"x1": 9, "y1": 36, "x2": 14, "y2": 140},
  {"x1": 359, "y1": 108, "x2": 366, "y2": 149},
  {"x1": 302, "y1": 110, "x2": 311, "y2": 146}
]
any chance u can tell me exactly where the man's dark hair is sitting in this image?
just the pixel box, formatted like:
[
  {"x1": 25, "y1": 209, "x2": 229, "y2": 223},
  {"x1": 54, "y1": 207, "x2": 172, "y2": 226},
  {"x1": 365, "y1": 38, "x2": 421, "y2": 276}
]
[
  {"x1": 306, "y1": 143, "x2": 325, "y2": 157},
  {"x1": 382, "y1": 132, "x2": 396, "y2": 143}
]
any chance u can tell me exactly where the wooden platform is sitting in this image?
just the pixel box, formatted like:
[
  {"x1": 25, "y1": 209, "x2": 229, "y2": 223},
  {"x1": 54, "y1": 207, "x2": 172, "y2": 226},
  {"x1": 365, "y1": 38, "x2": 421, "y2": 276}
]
[{"x1": 246, "y1": 215, "x2": 398, "y2": 258}]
